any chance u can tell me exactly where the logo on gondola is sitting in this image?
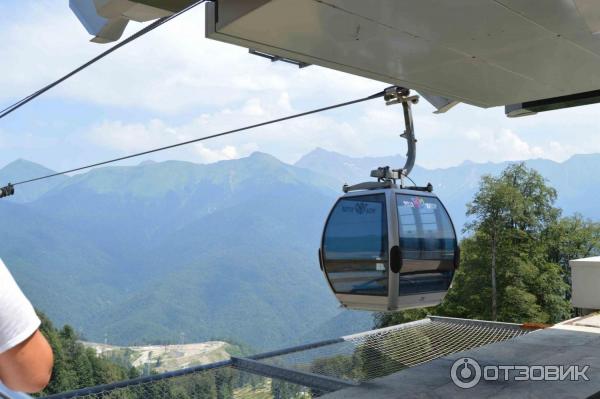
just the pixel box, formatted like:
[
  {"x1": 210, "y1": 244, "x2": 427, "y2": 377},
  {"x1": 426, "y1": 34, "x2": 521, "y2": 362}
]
[
  {"x1": 341, "y1": 202, "x2": 376, "y2": 214},
  {"x1": 355, "y1": 202, "x2": 372, "y2": 215},
  {"x1": 412, "y1": 196, "x2": 425, "y2": 208},
  {"x1": 401, "y1": 197, "x2": 438, "y2": 210}
]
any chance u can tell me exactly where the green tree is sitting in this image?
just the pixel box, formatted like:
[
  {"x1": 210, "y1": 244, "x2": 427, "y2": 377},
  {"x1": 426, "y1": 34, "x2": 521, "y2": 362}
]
[
  {"x1": 37, "y1": 313, "x2": 77, "y2": 394},
  {"x1": 440, "y1": 163, "x2": 570, "y2": 323},
  {"x1": 190, "y1": 373, "x2": 217, "y2": 399},
  {"x1": 463, "y1": 174, "x2": 524, "y2": 320},
  {"x1": 214, "y1": 368, "x2": 233, "y2": 399},
  {"x1": 546, "y1": 214, "x2": 600, "y2": 287},
  {"x1": 309, "y1": 354, "x2": 363, "y2": 381},
  {"x1": 271, "y1": 379, "x2": 302, "y2": 399},
  {"x1": 373, "y1": 308, "x2": 430, "y2": 329},
  {"x1": 36, "y1": 312, "x2": 131, "y2": 397}
]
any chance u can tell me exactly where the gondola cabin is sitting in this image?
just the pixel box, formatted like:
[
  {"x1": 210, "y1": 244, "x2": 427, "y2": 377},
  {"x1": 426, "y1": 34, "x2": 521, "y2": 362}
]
[{"x1": 319, "y1": 182, "x2": 459, "y2": 312}]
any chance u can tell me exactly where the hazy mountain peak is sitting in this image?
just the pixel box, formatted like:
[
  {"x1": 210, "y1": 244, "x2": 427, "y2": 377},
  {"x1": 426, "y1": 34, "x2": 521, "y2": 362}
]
[
  {"x1": 26, "y1": 151, "x2": 335, "y2": 200},
  {"x1": 295, "y1": 147, "x2": 413, "y2": 184},
  {"x1": 247, "y1": 151, "x2": 281, "y2": 162},
  {"x1": 306, "y1": 147, "x2": 338, "y2": 156},
  {"x1": 139, "y1": 160, "x2": 157, "y2": 166},
  {"x1": 566, "y1": 153, "x2": 600, "y2": 163},
  {"x1": 296, "y1": 148, "x2": 350, "y2": 164},
  {"x1": 1, "y1": 158, "x2": 54, "y2": 174},
  {"x1": 0, "y1": 159, "x2": 68, "y2": 203}
]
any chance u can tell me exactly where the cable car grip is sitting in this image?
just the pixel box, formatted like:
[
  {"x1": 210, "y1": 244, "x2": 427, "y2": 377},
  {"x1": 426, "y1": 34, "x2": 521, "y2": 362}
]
[{"x1": 0, "y1": 183, "x2": 14, "y2": 199}]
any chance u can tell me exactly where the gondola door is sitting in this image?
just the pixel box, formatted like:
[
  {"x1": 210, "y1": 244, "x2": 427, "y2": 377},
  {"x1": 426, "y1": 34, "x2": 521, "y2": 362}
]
[
  {"x1": 394, "y1": 191, "x2": 457, "y2": 309},
  {"x1": 321, "y1": 191, "x2": 398, "y2": 311}
]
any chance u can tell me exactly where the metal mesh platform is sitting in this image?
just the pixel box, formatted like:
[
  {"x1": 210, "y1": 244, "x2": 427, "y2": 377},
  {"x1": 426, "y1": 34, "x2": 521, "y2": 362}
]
[
  {"x1": 253, "y1": 316, "x2": 529, "y2": 384},
  {"x1": 39, "y1": 317, "x2": 532, "y2": 399}
]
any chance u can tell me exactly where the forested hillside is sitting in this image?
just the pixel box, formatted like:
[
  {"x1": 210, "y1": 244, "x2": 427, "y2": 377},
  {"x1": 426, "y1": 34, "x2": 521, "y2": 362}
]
[
  {"x1": 35, "y1": 312, "x2": 137, "y2": 397},
  {"x1": 0, "y1": 154, "x2": 371, "y2": 350},
  {"x1": 35, "y1": 313, "x2": 290, "y2": 398}
]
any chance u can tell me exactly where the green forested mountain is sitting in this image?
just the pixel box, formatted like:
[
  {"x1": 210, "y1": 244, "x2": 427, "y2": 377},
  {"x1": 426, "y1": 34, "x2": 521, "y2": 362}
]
[
  {"x1": 1, "y1": 153, "x2": 372, "y2": 350},
  {"x1": 2, "y1": 150, "x2": 600, "y2": 351}
]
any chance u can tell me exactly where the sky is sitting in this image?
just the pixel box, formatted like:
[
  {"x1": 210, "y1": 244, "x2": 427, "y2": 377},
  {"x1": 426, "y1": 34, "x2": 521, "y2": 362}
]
[{"x1": 1, "y1": 1, "x2": 600, "y2": 172}]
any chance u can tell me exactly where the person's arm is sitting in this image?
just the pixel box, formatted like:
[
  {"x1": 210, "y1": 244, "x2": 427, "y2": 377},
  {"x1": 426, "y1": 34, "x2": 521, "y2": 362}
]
[
  {"x1": 0, "y1": 330, "x2": 53, "y2": 393},
  {"x1": 0, "y1": 258, "x2": 53, "y2": 393}
]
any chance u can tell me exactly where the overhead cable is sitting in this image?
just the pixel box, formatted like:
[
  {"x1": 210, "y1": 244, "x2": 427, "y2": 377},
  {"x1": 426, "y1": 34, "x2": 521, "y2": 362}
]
[
  {"x1": 0, "y1": 0, "x2": 207, "y2": 121},
  {"x1": 0, "y1": 88, "x2": 387, "y2": 195}
]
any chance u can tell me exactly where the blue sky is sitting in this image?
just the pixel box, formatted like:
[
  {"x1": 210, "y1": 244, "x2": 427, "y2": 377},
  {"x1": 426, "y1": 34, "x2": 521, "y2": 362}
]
[{"x1": 2, "y1": 0, "x2": 600, "y2": 172}]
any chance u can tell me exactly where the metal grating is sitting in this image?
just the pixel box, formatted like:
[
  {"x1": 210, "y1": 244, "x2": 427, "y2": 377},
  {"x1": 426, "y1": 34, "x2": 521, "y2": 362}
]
[
  {"x1": 37, "y1": 317, "x2": 532, "y2": 399},
  {"x1": 254, "y1": 317, "x2": 530, "y2": 383}
]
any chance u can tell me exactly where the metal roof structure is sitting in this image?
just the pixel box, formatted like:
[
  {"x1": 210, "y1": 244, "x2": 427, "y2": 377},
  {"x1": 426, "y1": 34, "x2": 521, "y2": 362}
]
[
  {"x1": 204, "y1": 0, "x2": 600, "y2": 115},
  {"x1": 70, "y1": 1, "x2": 600, "y2": 115}
]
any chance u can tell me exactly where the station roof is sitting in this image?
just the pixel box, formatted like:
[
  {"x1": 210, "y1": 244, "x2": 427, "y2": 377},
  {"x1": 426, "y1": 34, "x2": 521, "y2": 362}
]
[{"x1": 206, "y1": 0, "x2": 600, "y2": 110}]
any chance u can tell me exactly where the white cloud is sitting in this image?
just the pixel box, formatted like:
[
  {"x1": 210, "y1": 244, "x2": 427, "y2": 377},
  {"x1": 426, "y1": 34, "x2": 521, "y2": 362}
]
[
  {"x1": 85, "y1": 94, "x2": 368, "y2": 164},
  {"x1": 241, "y1": 98, "x2": 266, "y2": 117},
  {"x1": 0, "y1": 127, "x2": 58, "y2": 151},
  {"x1": 88, "y1": 119, "x2": 246, "y2": 164},
  {"x1": 0, "y1": 1, "x2": 382, "y2": 114},
  {"x1": 84, "y1": 94, "x2": 600, "y2": 169},
  {"x1": 4, "y1": 1, "x2": 600, "y2": 171},
  {"x1": 89, "y1": 119, "x2": 175, "y2": 152},
  {"x1": 475, "y1": 128, "x2": 544, "y2": 161}
]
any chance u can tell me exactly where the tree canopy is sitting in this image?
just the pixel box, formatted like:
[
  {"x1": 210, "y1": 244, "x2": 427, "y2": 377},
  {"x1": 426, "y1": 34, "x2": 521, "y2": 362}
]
[{"x1": 35, "y1": 312, "x2": 138, "y2": 397}]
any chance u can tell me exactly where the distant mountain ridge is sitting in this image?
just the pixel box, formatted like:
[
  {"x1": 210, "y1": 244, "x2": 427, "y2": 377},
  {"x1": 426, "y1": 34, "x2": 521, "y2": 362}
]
[
  {"x1": 295, "y1": 148, "x2": 600, "y2": 232},
  {"x1": 1, "y1": 150, "x2": 598, "y2": 351},
  {"x1": 0, "y1": 159, "x2": 68, "y2": 203},
  {"x1": 0, "y1": 153, "x2": 372, "y2": 351}
]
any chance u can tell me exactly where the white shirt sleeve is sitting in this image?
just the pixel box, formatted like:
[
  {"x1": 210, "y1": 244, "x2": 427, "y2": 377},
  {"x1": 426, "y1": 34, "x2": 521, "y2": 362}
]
[{"x1": 0, "y1": 258, "x2": 41, "y2": 354}]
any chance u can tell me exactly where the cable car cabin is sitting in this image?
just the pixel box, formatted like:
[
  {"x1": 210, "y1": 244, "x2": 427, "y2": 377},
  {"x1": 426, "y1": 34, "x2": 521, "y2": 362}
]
[{"x1": 319, "y1": 187, "x2": 458, "y2": 312}]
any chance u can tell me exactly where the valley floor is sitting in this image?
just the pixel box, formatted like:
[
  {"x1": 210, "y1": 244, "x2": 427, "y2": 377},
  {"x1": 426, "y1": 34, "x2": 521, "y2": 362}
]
[{"x1": 82, "y1": 340, "x2": 231, "y2": 373}]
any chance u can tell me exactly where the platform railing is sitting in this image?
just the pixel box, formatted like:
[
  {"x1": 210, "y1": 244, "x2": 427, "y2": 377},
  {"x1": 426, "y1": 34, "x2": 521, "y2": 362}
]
[{"x1": 1, "y1": 317, "x2": 532, "y2": 399}]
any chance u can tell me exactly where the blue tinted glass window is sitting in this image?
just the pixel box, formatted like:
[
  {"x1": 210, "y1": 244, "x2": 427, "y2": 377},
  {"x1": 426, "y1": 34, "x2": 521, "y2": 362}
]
[
  {"x1": 396, "y1": 194, "x2": 456, "y2": 261},
  {"x1": 399, "y1": 272, "x2": 453, "y2": 295},
  {"x1": 323, "y1": 194, "x2": 388, "y2": 296},
  {"x1": 396, "y1": 194, "x2": 456, "y2": 295},
  {"x1": 324, "y1": 194, "x2": 388, "y2": 260},
  {"x1": 325, "y1": 262, "x2": 389, "y2": 296}
]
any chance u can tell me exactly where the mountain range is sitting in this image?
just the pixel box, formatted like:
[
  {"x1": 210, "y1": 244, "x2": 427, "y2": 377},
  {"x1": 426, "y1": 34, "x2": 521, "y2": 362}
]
[
  {"x1": 297, "y1": 148, "x2": 600, "y2": 231},
  {"x1": 1, "y1": 149, "x2": 598, "y2": 351}
]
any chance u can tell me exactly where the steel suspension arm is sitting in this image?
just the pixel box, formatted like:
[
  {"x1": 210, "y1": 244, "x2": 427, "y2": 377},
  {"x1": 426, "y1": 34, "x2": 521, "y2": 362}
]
[{"x1": 384, "y1": 86, "x2": 419, "y2": 178}]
